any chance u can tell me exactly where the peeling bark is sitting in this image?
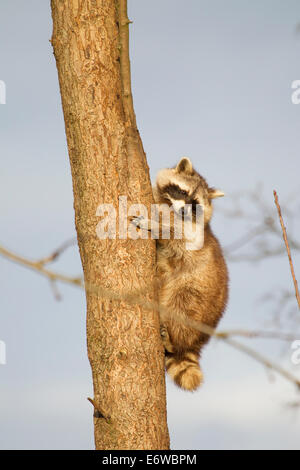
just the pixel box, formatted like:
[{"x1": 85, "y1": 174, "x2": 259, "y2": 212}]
[{"x1": 51, "y1": 0, "x2": 170, "y2": 450}]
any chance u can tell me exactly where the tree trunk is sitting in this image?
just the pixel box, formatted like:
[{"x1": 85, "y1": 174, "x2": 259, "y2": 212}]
[{"x1": 51, "y1": 0, "x2": 170, "y2": 450}]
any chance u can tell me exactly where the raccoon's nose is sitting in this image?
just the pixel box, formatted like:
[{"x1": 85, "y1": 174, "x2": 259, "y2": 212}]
[
  {"x1": 172, "y1": 200, "x2": 186, "y2": 213},
  {"x1": 180, "y1": 205, "x2": 192, "y2": 218},
  {"x1": 175, "y1": 203, "x2": 192, "y2": 218}
]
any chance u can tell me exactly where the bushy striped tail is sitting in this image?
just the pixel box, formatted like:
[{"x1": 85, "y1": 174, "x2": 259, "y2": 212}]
[{"x1": 166, "y1": 352, "x2": 203, "y2": 392}]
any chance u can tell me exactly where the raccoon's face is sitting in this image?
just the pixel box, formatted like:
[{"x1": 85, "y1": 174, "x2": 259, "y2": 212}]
[{"x1": 155, "y1": 157, "x2": 224, "y2": 225}]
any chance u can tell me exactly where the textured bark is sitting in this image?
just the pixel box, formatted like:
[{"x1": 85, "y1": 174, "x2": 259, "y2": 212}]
[{"x1": 51, "y1": 0, "x2": 169, "y2": 450}]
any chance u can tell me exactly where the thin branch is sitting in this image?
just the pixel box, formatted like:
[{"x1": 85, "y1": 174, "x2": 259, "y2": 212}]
[
  {"x1": 117, "y1": 0, "x2": 137, "y2": 129},
  {"x1": 0, "y1": 245, "x2": 83, "y2": 288},
  {"x1": 220, "y1": 189, "x2": 300, "y2": 263},
  {"x1": 286, "y1": 400, "x2": 300, "y2": 409},
  {"x1": 162, "y1": 314, "x2": 300, "y2": 390},
  {"x1": 1, "y1": 243, "x2": 300, "y2": 390},
  {"x1": 216, "y1": 329, "x2": 299, "y2": 342},
  {"x1": 226, "y1": 246, "x2": 288, "y2": 263},
  {"x1": 274, "y1": 190, "x2": 300, "y2": 309},
  {"x1": 223, "y1": 223, "x2": 268, "y2": 254},
  {"x1": 36, "y1": 237, "x2": 77, "y2": 266},
  {"x1": 49, "y1": 279, "x2": 62, "y2": 301},
  {"x1": 87, "y1": 398, "x2": 111, "y2": 421},
  {"x1": 224, "y1": 336, "x2": 300, "y2": 389},
  {"x1": 117, "y1": 0, "x2": 150, "y2": 194}
]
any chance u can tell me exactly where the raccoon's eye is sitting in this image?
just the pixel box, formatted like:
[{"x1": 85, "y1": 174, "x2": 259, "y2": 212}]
[
  {"x1": 164, "y1": 184, "x2": 188, "y2": 199},
  {"x1": 178, "y1": 188, "x2": 189, "y2": 196}
]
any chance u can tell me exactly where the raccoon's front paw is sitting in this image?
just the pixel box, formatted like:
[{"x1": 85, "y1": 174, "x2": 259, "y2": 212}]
[
  {"x1": 160, "y1": 326, "x2": 174, "y2": 353},
  {"x1": 129, "y1": 215, "x2": 149, "y2": 231},
  {"x1": 129, "y1": 215, "x2": 144, "y2": 227}
]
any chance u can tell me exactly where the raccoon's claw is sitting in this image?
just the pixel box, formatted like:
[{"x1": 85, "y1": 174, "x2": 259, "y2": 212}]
[
  {"x1": 160, "y1": 326, "x2": 168, "y2": 338},
  {"x1": 160, "y1": 326, "x2": 174, "y2": 353},
  {"x1": 129, "y1": 215, "x2": 144, "y2": 227},
  {"x1": 129, "y1": 215, "x2": 150, "y2": 232}
]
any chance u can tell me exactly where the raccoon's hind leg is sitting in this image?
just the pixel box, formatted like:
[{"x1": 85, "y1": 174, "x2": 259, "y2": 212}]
[
  {"x1": 166, "y1": 351, "x2": 203, "y2": 392},
  {"x1": 160, "y1": 326, "x2": 203, "y2": 391}
]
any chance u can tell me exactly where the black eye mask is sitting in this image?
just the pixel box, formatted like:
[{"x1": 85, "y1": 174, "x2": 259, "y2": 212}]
[
  {"x1": 191, "y1": 200, "x2": 199, "y2": 214},
  {"x1": 163, "y1": 184, "x2": 189, "y2": 200}
]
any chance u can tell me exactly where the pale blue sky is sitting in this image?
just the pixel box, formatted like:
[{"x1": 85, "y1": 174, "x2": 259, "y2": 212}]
[{"x1": 0, "y1": 0, "x2": 300, "y2": 449}]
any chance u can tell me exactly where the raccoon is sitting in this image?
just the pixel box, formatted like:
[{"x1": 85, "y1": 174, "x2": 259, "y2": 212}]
[
  {"x1": 130, "y1": 157, "x2": 229, "y2": 391},
  {"x1": 152, "y1": 157, "x2": 229, "y2": 391}
]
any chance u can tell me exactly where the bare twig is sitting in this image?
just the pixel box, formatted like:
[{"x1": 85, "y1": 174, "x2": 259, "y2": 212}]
[
  {"x1": 216, "y1": 329, "x2": 299, "y2": 342},
  {"x1": 36, "y1": 238, "x2": 77, "y2": 266},
  {"x1": 226, "y1": 246, "x2": 289, "y2": 263},
  {"x1": 164, "y1": 314, "x2": 300, "y2": 390},
  {"x1": 1, "y1": 242, "x2": 300, "y2": 390},
  {"x1": 274, "y1": 190, "x2": 300, "y2": 309},
  {"x1": 224, "y1": 336, "x2": 300, "y2": 389},
  {"x1": 220, "y1": 189, "x2": 300, "y2": 263},
  {"x1": 87, "y1": 397, "x2": 111, "y2": 421},
  {"x1": 223, "y1": 223, "x2": 268, "y2": 254},
  {"x1": 286, "y1": 400, "x2": 300, "y2": 409},
  {"x1": 49, "y1": 279, "x2": 62, "y2": 301},
  {"x1": 118, "y1": 0, "x2": 137, "y2": 129},
  {"x1": 0, "y1": 244, "x2": 83, "y2": 288}
]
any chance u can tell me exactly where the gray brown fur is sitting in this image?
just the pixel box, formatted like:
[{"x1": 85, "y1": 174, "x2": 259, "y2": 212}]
[{"x1": 154, "y1": 158, "x2": 229, "y2": 391}]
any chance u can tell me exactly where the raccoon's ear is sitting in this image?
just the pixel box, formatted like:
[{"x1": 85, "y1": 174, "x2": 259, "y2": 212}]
[
  {"x1": 208, "y1": 188, "x2": 225, "y2": 199},
  {"x1": 175, "y1": 157, "x2": 193, "y2": 175}
]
